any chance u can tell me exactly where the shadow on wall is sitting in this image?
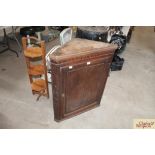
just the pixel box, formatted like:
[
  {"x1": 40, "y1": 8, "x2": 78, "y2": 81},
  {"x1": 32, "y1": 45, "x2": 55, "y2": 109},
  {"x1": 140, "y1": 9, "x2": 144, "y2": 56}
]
[{"x1": 0, "y1": 113, "x2": 13, "y2": 129}]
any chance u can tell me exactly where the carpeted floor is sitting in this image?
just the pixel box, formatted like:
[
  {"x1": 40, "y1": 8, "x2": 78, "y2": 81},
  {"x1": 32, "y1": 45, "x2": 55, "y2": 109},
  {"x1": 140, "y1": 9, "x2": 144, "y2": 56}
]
[{"x1": 0, "y1": 26, "x2": 155, "y2": 128}]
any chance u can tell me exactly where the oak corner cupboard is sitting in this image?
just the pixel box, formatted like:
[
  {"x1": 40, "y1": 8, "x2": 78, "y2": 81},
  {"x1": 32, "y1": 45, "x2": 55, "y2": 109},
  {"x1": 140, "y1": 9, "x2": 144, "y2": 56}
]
[{"x1": 50, "y1": 38, "x2": 117, "y2": 122}]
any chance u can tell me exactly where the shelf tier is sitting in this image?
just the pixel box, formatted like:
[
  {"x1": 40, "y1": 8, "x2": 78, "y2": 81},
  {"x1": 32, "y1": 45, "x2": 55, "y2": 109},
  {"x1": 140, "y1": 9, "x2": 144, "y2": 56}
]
[
  {"x1": 31, "y1": 79, "x2": 46, "y2": 92},
  {"x1": 24, "y1": 47, "x2": 43, "y2": 58},
  {"x1": 28, "y1": 65, "x2": 44, "y2": 76}
]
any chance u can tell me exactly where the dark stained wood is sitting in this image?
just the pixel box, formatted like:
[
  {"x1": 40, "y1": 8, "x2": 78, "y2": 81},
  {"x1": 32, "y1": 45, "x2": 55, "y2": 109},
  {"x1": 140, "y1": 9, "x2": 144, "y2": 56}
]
[{"x1": 50, "y1": 38, "x2": 117, "y2": 121}]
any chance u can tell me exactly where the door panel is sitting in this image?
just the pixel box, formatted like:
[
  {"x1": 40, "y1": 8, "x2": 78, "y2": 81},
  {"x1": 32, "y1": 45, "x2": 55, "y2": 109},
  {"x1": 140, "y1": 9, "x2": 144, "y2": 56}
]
[{"x1": 61, "y1": 61, "x2": 109, "y2": 115}]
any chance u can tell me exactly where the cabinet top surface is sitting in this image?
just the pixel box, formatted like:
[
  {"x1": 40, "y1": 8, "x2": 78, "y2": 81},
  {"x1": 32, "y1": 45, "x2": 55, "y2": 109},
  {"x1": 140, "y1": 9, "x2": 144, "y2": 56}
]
[{"x1": 50, "y1": 38, "x2": 117, "y2": 62}]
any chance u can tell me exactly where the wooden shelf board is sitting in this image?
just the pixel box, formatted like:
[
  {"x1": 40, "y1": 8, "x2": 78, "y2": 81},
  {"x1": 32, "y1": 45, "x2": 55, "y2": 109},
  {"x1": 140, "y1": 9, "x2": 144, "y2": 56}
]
[
  {"x1": 24, "y1": 47, "x2": 43, "y2": 58},
  {"x1": 31, "y1": 79, "x2": 46, "y2": 92},
  {"x1": 28, "y1": 65, "x2": 44, "y2": 76}
]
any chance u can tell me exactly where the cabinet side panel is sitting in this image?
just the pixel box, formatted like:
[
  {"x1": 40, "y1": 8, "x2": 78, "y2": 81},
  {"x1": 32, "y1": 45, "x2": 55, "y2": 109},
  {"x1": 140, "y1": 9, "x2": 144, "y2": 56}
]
[{"x1": 51, "y1": 63, "x2": 62, "y2": 121}]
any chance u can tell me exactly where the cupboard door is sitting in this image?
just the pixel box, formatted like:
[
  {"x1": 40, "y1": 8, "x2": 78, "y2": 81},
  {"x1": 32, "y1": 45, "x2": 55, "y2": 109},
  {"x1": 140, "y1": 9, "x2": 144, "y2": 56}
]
[{"x1": 61, "y1": 61, "x2": 110, "y2": 117}]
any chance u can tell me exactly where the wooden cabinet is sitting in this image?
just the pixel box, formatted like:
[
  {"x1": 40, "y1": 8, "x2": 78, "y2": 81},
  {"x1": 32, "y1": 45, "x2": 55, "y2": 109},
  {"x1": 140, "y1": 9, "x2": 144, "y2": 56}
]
[{"x1": 50, "y1": 38, "x2": 117, "y2": 121}]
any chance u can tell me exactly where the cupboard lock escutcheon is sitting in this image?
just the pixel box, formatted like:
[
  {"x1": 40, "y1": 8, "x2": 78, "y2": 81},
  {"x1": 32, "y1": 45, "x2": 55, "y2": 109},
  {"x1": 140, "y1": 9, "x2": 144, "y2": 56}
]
[
  {"x1": 87, "y1": 61, "x2": 91, "y2": 65},
  {"x1": 61, "y1": 93, "x2": 65, "y2": 98},
  {"x1": 69, "y1": 66, "x2": 73, "y2": 69}
]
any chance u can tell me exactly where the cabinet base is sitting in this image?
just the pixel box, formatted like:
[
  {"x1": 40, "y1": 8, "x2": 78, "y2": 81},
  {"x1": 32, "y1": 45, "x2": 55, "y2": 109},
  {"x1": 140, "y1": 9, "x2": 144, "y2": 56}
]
[{"x1": 54, "y1": 104, "x2": 100, "y2": 122}]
